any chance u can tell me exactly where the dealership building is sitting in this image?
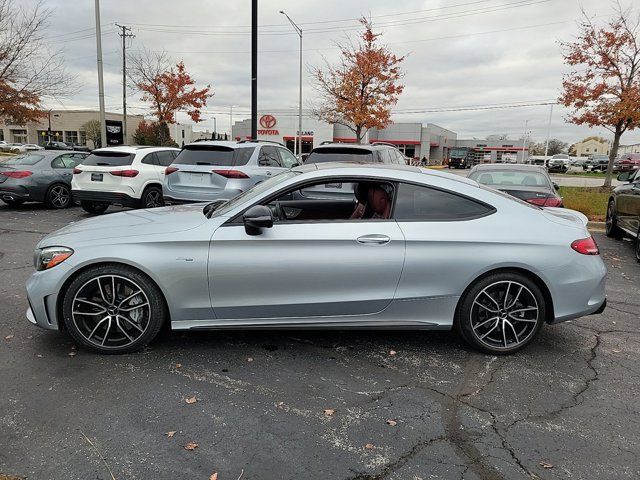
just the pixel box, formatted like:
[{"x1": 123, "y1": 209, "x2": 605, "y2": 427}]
[{"x1": 232, "y1": 113, "x2": 457, "y2": 162}]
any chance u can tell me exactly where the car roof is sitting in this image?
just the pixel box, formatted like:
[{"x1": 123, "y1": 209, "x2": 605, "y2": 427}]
[
  {"x1": 311, "y1": 142, "x2": 399, "y2": 152},
  {"x1": 470, "y1": 164, "x2": 547, "y2": 173},
  {"x1": 93, "y1": 146, "x2": 179, "y2": 154},
  {"x1": 183, "y1": 140, "x2": 282, "y2": 149}
]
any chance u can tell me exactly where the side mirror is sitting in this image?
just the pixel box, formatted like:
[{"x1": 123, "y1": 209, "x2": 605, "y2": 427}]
[
  {"x1": 617, "y1": 171, "x2": 631, "y2": 182},
  {"x1": 553, "y1": 183, "x2": 559, "y2": 191},
  {"x1": 243, "y1": 205, "x2": 273, "y2": 235}
]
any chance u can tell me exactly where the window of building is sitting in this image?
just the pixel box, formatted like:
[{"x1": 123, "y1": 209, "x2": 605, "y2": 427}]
[
  {"x1": 65, "y1": 131, "x2": 79, "y2": 145},
  {"x1": 10, "y1": 129, "x2": 27, "y2": 143},
  {"x1": 393, "y1": 183, "x2": 494, "y2": 221},
  {"x1": 0, "y1": 129, "x2": 4, "y2": 141},
  {"x1": 78, "y1": 131, "x2": 87, "y2": 146},
  {"x1": 36, "y1": 130, "x2": 48, "y2": 145}
]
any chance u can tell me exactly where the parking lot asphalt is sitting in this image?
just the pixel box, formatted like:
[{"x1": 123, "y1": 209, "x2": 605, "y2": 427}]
[{"x1": 1, "y1": 204, "x2": 639, "y2": 480}]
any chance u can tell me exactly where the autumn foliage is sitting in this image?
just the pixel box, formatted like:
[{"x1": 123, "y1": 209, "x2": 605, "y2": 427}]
[
  {"x1": 559, "y1": 6, "x2": 640, "y2": 186},
  {"x1": 312, "y1": 18, "x2": 405, "y2": 143}
]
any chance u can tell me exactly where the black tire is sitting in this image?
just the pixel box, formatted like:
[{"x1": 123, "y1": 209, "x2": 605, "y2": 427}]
[
  {"x1": 605, "y1": 199, "x2": 624, "y2": 239},
  {"x1": 61, "y1": 264, "x2": 167, "y2": 354},
  {"x1": 1, "y1": 198, "x2": 24, "y2": 206},
  {"x1": 81, "y1": 200, "x2": 109, "y2": 215},
  {"x1": 45, "y1": 183, "x2": 71, "y2": 209},
  {"x1": 455, "y1": 271, "x2": 546, "y2": 355},
  {"x1": 636, "y1": 227, "x2": 640, "y2": 263},
  {"x1": 139, "y1": 185, "x2": 164, "y2": 209}
]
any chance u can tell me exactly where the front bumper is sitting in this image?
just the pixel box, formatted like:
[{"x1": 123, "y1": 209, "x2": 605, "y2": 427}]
[
  {"x1": 72, "y1": 189, "x2": 139, "y2": 208},
  {"x1": 25, "y1": 263, "x2": 74, "y2": 330}
]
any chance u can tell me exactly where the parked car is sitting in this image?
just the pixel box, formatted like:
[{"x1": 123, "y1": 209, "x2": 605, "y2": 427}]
[
  {"x1": 163, "y1": 140, "x2": 300, "y2": 204},
  {"x1": 23, "y1": 144, "x2": 45, "y2": 151},
  {"x1": 583, "y1": 154, "x2": 609, "y2": 171},
  {"x1": 306, "y1": 142, "x2": 407, "y2": 165},
  {"x1": 26, "y1": 163, "x2": 606, "y2": 355},
  {"x1": 468, "y1": 164, "x2": 563, "y2": 207},
  {"x1": 606, "y1": 168, "x2": 640, "y2": 261},
  {"x1": 547, "y1": 154, "x2": 570, "y2": 173},
  {"x1": 0, "y1": 151, "x2": 88, "y2": 208},
  {"x1": 618, "y1": 153, "x2": 640, "y2": 172},
  {"x1": 6, "y1": 143, "x2": 26, "y2": 153},
  {"x1": 72, "y1": 146, "x2": 180, "y2": 214},
  {"x1": 44, "y1": 141, "x2": 71, "y2": 150},
  {"x1": 0, "y1": 141, "x2": 7, "y2": 151}
]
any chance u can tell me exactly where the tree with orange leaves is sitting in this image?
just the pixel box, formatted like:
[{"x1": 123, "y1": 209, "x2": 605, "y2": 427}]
[
  {"x1": 559, "y1": 5, "x2": 640, "y2": 187},
  {"x1": 312, "y1": 18, "x2": 405, "y2": 144},
  {"x1": 129, "y1": 50, "x2": 212, "y2": 144}
]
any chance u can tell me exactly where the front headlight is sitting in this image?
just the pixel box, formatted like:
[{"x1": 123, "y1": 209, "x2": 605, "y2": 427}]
[{"x1": 35, "y1": 247, "x2": 74, "y2": 271}]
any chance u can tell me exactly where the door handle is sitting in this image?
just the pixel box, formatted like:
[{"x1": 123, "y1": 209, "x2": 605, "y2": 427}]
[
  {"x1": 266, "y1": 171, "x2": 272, "y2": 176},
  {"x1": 357, "y1": 234, "x2": 391, "y2": 245}
]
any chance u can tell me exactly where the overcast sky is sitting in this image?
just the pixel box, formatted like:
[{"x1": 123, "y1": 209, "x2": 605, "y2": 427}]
[{"x1": 35, "y1": 0, "x2": 640, "y2": 145}]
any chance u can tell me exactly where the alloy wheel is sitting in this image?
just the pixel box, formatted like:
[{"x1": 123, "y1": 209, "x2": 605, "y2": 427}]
[
  {"x1": 71, "y1": 275, "x2": 151, "y2": 349},
  {"x1": 144, "y1": 190, "x2": 163, "y2": 208},
  {"x1": 605, "y1": 202, "x2": 614, "y2": 234},
  {"x1": 469, "y1": 280, "x2": 539, "y2": 350},
  {"x1": 50, "y1": 185, "x2": 70, "y2": 208}
]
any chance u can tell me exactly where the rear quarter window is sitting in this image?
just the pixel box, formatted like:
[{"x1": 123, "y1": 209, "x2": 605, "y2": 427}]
[
  {"x1": 174, "y1": 145, "x2": 255, "y2": 166},
  {"x1": 394, "y1": 183, "x2": 495, "y2": 221},
  {"x1": 82, "y1": 152, "x2": 134, "y2": 167}
]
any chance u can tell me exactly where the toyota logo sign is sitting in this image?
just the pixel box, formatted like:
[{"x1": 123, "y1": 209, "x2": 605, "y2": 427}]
[{"x1": 260, "y1": 115, "x2": 277, "y2": 129}]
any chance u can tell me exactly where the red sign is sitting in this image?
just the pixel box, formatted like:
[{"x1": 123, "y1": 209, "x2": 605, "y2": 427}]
[{"x1": 259, "y1": 115, "x2": 277, "y2": 129}]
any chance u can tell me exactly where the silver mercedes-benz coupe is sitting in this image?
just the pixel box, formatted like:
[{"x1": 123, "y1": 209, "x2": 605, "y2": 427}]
[{"x1": 26, "y1": 163, "x2": 607, "y2": 355}]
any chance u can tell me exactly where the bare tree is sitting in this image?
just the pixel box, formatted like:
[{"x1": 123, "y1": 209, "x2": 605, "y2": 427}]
[{"x1": 0, "y1": 0, "x2": 74, "y2": 123}]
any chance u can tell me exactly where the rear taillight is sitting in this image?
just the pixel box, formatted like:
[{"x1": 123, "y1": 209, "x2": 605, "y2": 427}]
[
  {"x1": 213, "y1": 169, "x2": 249, "y2": 179},
  {"x1": 165, "y1": 167, "x2": 179, "y2": 175},
  {"x1": 73, "y1": 168, "x2": 82, "y2": 174},
  {"x1": 526, "y1": 197, "x2": 563, "y2": 207},
  {"x1": 0, "y1": 170, "x2": 32, "y2": 178},
  {"x1": 571, "y1": 237, "x2": 599, "y2": 255},
  {"x1": 110, "y1": 169, "x2": 139, "y2": 177}
]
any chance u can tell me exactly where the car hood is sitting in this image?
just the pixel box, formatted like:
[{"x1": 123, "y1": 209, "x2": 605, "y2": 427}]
[{"x1": 39, "y1": 204, "x2": 209, "y2": 247}]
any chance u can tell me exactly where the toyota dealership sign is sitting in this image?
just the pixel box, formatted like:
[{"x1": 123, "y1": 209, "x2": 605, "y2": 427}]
[{"x1": 258, "y1": 114, "x2": 279, "y2": 135}]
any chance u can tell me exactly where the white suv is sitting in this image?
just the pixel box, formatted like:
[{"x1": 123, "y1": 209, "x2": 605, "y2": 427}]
[{"x1": 72, "y1": 146, "x2": 180, "y2": 214}]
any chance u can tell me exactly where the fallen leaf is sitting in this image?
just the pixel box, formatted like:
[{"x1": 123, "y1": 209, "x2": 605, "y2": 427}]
[
  {"x1": 185, "y1": 396, "x2": 197, "y2": 404},
  {"x1": 539, "y1": 461, "x2": 553, "y2": 469},
  {"x1": 36, "y1": 354, "x2": 42, "y2": 358},
  {"x1": 276, "y1": 401, "x2": 284, "y2": 407},
  {"x1": 386, "y1": 419, "x2": 397, "y2": 426},
  {"x1": 612, "y1": 349, "x2": 621, "y2": 353},
  {"x1": 26, "y1": 335, "x2": 33, "y2": 339},
  {"x1": 247, "y1": 357, "x2": 254, "y2": 362},
  {"x1": 184, "y1": 441, "x2": 198, "y2": 451},
  {"x1": 210, "y1": 473, "x2": 218, "y2": 480},
  {"x1": 4, "y1": 335, "x2": 14, "y2": 340},
  {"x1": 68, "y1": 351, "x2": 77, "y2": 357},
  {"x1": 364, "y1": 443, "x2": 375, "y2": 450},
  {"x1": 175, "y1": 363, "x2": 182, "y2": 368},
  {"x1": 323, "y1": 408, "x2": 335, "y2": 417},
  {"x1": 389, "y1": 350, "x2": 397, "y2": 356},
  {"x1": 166, "y1": 431, "x2": 177, "y2": 438}
]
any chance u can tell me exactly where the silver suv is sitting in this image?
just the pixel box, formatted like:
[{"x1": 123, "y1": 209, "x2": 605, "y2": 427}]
[{"x1": 163, "y1": 140, "x2": 300, "y2": 204}]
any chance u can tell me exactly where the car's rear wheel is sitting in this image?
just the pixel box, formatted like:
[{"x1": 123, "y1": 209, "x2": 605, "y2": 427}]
[
  {"x1": 45, "y1": 184, "x2": 71, "y2": 209},
  {"x1": 81, "y1": 200, "x2": 109, "y2": 215},
  {"x1": 61, "y1": 264, "x2": 167, "y2": 354},
  {"x1": 1, "y1": 198, "x2": 24, "y2": 206},
  {"x1": 605, "y1": 200, "x2": 624, "y2": 239},
  {"x1": 140, "y1": 186, "x2": 164, "y2": 209},
  {"x1": 456, "y1": 272, "x2": 546, "y2": 355},
  {"x1": 636, "y1": 226, "x2": 640, "y2": 263}
]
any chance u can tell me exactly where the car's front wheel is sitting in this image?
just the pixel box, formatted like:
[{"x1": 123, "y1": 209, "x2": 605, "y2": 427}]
[
  {"x1": 45, "y1": 184, "x2": 71, "y2": 209},
  {"x1": 61, "y1": 264, "x2": 167, "y2": 354},
  {"x1": 81, "y1": 200, "x2": 109, "y2": 215},
  {"x1": 456, "y1": 272, "x2": 546, "y2": 355},
  {"x1": 605, "y1": 200, "x2": 624, "y2": 239}
]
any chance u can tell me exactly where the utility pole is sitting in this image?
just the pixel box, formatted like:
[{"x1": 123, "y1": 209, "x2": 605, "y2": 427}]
[
  {"x1": 94, "y1": 0, "x2": 106, "y2": 148},
  {"x1": 116, "y1": 24, "x2": 135, "y2": 144},
  {"x1": 543, "y1": 104, "x2": 554, "y2": 166},
  {"x1": 280, "y1": 10, "x2": 303, "y2": 159},
  {"x1": 521, "y1": 119, "x2": 529, "y2": 164},
  {"x1": 230, "y1": 106, "x2": 234, "y2": 138},
  {"x1": 251, "y1": 0, "x2": 258, "y2": 140}
]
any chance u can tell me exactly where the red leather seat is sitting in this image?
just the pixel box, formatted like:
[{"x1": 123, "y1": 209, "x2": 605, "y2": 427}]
[{"x1": 350, "y1": 184, "x2": 391, "y2": 219}]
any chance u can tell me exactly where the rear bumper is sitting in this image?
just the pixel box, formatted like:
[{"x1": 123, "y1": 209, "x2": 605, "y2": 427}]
[
  {"x1": 163, "y1": 187, "x2": 242, "y2": 205},
  {"x1": 72, "y1": 189, "x2": 139, "y2": 207}
]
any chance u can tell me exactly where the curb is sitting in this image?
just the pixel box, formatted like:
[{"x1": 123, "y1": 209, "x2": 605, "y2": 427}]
[{"x1": 588, "y1": 221, "x2": 605, "y2": 232}]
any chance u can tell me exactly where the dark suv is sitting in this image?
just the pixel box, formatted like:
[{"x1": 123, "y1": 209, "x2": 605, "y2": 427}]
[
  {"x1": 305, "y1": 142, "x2": 407, "y2": 165},
  {"x1": 606, "y1": 168, "x2": 640, "y2": 261}
]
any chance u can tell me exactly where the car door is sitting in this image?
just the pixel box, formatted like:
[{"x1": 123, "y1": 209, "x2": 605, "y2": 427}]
[
  {"x1": 615, "y1": 171, "x2": 638, "y2": 232},
  {"x1": 257, "y1": 146, "x2": 286, "y2": 179},
  {"x1": 141, "y1": 152, "x2": 164, "y2": 182},
  {"x1": 155, "y1": 150, "x2": 176, "y2": 183},
  {"x1": 627, "y1": 169, "x2": 640, "y2": 235},
  {"x1": 278, "y1": 147, "x2": 300, "y2": 169},
  {"x1": 50, "y1": 154, "x2": 76, "y2": 184},
  {"x1": 208, "y1": 178, "x2": 405, "y2": 322}
]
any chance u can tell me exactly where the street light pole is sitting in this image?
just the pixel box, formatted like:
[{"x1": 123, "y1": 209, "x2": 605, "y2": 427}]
[
  {"x1": 280, "y1": 10, "x2": 303, "y2": 159},
  {"x1": 251, "y1": 0, "x2": 258, "y2": 140},
  {"x1": 543, "y1": 104, "x2": 554, "y2": 165},
  {"x1": 94, "y1": 0, "x2": 107, "y2": 148},
  {"x1": 521, "y1": 119, "x2": 529, "y2": 164}
]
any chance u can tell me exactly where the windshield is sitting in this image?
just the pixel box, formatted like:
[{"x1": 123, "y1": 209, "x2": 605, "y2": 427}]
[
  {"x1": 306, "y1": 148, "x2": 374, "y2": 164},
  {"x1": 2, "y1": 154, "x2": 44, "y2": 166},
  {"x1": 175, "y1": 145, "x2": 255, "y2": 166},
  {"x1": 82, "y1": 151, "x2": 134, "y2": 167},
  {"x1": 207, "y1": 171, "x2": 299, "y2": 218},
  {"x1": 469, "y1": 170, "x2": 551, "y2": 188},
  {"x1": 450, "y1": 148, "x2": 467, "y2": 157}
]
